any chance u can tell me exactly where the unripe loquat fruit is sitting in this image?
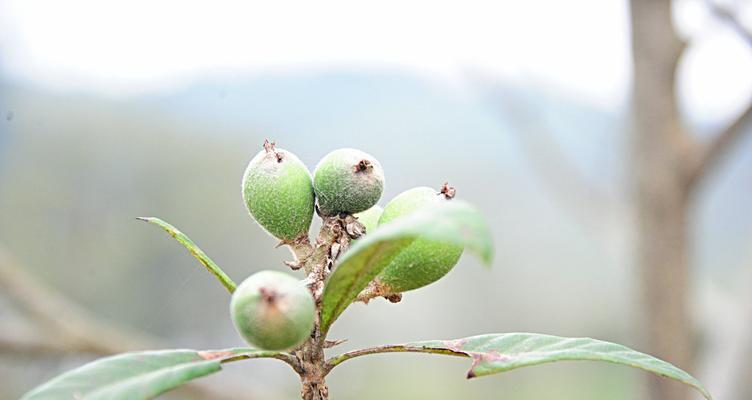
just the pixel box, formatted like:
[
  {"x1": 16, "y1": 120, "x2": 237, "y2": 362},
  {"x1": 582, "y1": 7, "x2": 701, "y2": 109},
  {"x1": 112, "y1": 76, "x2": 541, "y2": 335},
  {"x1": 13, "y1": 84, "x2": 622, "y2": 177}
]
[
  {"x1": 230, "y1": 270, "x2": 315, "y2": 351},
  {"x1": 242, "y1": 140, "x2": 315, "y2": 242},
  {"x1": 313, "y1": 149, "x2": 384, "y2": 216},
  {"x1": 374, "y1": 184, "x2": 462, "y2": 294}
]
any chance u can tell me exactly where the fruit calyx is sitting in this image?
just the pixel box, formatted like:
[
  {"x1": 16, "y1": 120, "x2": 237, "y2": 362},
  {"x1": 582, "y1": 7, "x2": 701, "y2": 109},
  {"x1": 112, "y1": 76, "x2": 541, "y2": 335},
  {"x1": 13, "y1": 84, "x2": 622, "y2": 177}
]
[
  {"x1": 354, "y1": 159, "x2": 372, "y2": 173},
  {"x1": 263, "y1": 138, "x2": 284, "y2": 162},
  {"x1": 439, "y1": 182, "x2": 456, "y2": 199},
  {"x1": 258, "y1": 286, "x2": 279, "y2": 305}
]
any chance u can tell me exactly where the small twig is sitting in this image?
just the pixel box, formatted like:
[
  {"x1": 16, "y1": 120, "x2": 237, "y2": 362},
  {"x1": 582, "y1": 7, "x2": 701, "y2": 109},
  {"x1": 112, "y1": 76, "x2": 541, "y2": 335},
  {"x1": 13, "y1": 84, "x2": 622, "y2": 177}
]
[
  {"x1": 285, "y1": 234, "x2": 314, "y2": 270},
  {"x1": 685, "y1": 2, "x2": 752, "y2": 190},
  {"x1": 0, "y1": 247, "x2": 154, "y2": 354},
  {"x1": 323, "y1": 339, "x2": 348, "y2": 349},
  {"x1": 470, "y1": 80, "x2": 624, "y2": 234},
  {"x1": 684, "y1": 102, "x2": 752, "y2": 189},
  {"x1": 324, "y1": 344, "x2": 467, "y2": 374}
]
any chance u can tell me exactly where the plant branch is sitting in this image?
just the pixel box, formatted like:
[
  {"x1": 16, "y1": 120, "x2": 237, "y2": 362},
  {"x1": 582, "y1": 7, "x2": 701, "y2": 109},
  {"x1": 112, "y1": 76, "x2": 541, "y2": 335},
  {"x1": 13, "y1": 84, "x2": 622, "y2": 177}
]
[
  {"x1": 285, "y1": 234, "x2": 314, "y2": 270},
  {"x1": 0, "y1": 246, "x2": 155, "y2": 354},
  {"x1": 685, "y1": 101, "x2": 752, "y2": 189},
  {"x1": 0, "y1": 246, "x2": 250, "y2": 400},
  {"x1": 324, "y1": 344, "x2": 467, "y2": 373},
  {"x1": 680, "y1": 1, "x2": 752, "y2": 190},
  {"x1": 705, "y1": 0, "x2": 752, "y2": 48},
  {"x1": 0, "y1": 336, "x2": 92, "y2": 358},
  {"x1": 470, "y1": 79, "x2": 625, "y2": 235},
  {"x1": 285, "y1": 212, "x2": 364, "y2": 400},
  {"x1": 684, "y1": 2, "x2": 752, "y2": 189}
]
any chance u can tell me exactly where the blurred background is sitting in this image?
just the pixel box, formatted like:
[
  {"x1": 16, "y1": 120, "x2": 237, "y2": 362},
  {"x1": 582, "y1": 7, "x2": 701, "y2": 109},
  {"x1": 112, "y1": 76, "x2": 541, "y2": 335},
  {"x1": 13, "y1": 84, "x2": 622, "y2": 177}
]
[{"x1": 1, "y1": 0, "x2": 751, "y2": 399}]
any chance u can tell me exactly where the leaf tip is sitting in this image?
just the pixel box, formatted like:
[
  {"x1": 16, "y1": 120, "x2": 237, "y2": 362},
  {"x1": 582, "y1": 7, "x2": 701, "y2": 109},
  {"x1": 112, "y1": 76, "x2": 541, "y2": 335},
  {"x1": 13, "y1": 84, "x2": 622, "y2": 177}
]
[
  {"x1": 136, "y1": 217, "x2": 151, "y2": 222},
  {"x1": 466, "y1": 370, "x2": 477, "y2": 379}
]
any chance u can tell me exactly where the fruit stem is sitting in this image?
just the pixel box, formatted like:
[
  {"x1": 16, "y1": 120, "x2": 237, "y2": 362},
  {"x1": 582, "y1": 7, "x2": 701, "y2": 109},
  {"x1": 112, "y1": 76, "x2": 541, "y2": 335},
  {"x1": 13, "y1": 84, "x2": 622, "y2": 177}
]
[{"x1": 287, "y1": 234, "x2": 314, "y2": 270}]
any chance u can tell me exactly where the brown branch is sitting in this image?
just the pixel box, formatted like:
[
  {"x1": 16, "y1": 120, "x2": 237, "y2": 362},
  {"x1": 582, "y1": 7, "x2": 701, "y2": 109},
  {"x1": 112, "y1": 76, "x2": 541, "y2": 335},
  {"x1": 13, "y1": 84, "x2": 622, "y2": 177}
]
[
  {"x1": 684, "y1": 2, "x2": 752, "y2": 189},
  {"x1": 705, "y1": 0, "x2": 752, "y2": 48},
  {"x1": 0, "y1": 246, "x2": 251, "y2": 400},
  {"x1": 290, "y1": 213, "x2": 364, "y2": 400},
  {"x1": 0, "y1": 246, "x2": 155, "y2": 354},
  {"x1": 685, "y1": 101, "x2": 752, "y2": 189},
  {"x1": 0, "y1": 336, "x2": 85, "y2": 358}
]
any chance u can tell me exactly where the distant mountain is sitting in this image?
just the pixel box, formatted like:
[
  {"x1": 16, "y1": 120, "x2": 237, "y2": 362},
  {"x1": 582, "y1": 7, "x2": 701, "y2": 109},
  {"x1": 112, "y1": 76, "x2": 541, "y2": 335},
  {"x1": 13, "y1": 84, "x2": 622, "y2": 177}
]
[
  {"x1": 2, "y1": 70, "x2": 749, "y2": 277},
  {"x1": 143, "y1": 71, "x2": 625, "y2": 174}
]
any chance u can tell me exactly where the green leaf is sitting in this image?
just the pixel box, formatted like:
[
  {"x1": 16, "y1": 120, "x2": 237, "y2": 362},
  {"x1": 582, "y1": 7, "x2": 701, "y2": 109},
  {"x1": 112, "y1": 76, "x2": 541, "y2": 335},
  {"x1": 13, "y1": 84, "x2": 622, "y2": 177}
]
[
  {"x1": 326, "y1": 333, "x2": 711, "y2": 400},
  {"x1": 138, "y1": 217, "x2": 237, "y2": 293},
  {"x1": 21, "y1": 348, "x2": 284, "y2": 400},
  {"x1": 319, "y1": 201, "x2": 493, "y2": 334}
]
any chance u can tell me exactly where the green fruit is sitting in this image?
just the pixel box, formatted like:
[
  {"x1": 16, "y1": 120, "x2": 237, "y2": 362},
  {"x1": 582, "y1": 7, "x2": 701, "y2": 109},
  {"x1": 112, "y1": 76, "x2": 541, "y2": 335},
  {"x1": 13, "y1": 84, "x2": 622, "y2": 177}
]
[
  {"x1": 313, "y1": 148, "x2": 384, "y2": 216},
  {"x1": 354, "y1": 205, "x2": 383, "y2": 234},
  {"x1": 242, "y1": 141, "x2": 315, "y2": 242},
  {"x1": 230, "y1": 270, "x2": 315, "y2": 351},
  {"x1": 376, "y1": 186, "x2": 463, "y2": 293}
]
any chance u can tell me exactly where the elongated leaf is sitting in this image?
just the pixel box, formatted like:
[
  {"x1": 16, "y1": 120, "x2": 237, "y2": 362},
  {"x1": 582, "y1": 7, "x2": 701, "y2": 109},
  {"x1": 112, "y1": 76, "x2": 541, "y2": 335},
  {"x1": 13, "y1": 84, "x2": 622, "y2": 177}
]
[
  {"x1": 138, "y1": 217, "x2": 237, "y2": 293},
  {"x1": 320, "y1": 201, "x2": 493, "y2": 334},
  {"x1": 22, "y1": 348, "x2": 283, "y2": 400},
  {"x1": 327, "y1": 333, "x2": 711, "y2": 399}
]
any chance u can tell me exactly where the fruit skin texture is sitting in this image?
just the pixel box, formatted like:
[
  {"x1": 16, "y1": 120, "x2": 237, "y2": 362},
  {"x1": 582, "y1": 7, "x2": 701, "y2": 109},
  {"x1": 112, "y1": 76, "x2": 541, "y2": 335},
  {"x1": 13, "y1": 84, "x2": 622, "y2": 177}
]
[
  {"x1": 376, "y1": 187, "x2": 463, "y2": 293},
  {"x1": 230, "y1": 270, "x2": 315, "y2": 351},
  {"x1": 242, "y1": 147, "x2": 315, "y2": 242},
  {"x1": 313, "y1": 148, "x2": 384, "y2": 216},
  {"x1": 354, "y1": 205, "x2": 383, "y2": 234}
]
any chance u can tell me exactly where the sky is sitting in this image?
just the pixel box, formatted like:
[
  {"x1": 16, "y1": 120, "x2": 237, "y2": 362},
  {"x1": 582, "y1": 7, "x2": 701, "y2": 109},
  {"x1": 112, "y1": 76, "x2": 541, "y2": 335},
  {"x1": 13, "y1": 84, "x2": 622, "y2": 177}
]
[{"x1": 0, "y1": 0, "x2": 751, "y2": 122}]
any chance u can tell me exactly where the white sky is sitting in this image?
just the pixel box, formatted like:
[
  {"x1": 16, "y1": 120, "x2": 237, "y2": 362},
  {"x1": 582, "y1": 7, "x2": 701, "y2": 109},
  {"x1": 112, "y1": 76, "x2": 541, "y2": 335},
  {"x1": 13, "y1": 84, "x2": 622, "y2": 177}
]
[{"x1": 0, "y1": 0, "x2": 750, "y2": 119}]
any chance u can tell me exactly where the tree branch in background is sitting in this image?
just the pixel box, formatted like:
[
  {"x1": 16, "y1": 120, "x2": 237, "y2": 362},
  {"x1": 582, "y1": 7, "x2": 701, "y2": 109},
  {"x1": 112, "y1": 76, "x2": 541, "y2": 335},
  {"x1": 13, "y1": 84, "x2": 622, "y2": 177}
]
[
  {"x1": 685, "y1": 101, "x2": 752, "y2": 189},
  {"x1": 0, "y1": 246, "x2": 154, "y2": 355},
  {"x1": 685, "y1": 2, "x2": 752, "y2": 187},
  {"x1": 705, "y1": 0, "x2": 752, "y2": 48},
  {"x1": 471, "y1": 80, "x2": 624, "y2": 234},
  {"x1": 630, "y1": 1, "x2": 694, "y2": 399},
  {"x1": 0, "y1": 246, "x2": 250, "y2": 400},
  {"x1": 0, "y1": 336, "x2": 90, "y2": 358}
]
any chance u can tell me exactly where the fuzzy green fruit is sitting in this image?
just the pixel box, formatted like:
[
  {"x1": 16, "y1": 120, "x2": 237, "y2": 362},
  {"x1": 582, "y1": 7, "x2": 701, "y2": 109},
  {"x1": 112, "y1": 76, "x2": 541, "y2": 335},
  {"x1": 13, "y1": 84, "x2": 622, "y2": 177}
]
[
  {"x1": 313, "y1": 148, "x2": 384, "y2": 216},
  {"x1": 375, "y1": 186, "x2": 463, "y2": 294},
  {"x1": 242, "y1": 141, "x2": 315, "y2": 242},
  {"x1": 230, "y1": 270, "x2": 315, "y2": 351},
  {"x1": 354, "y1": 205, "x2": 383, "y2": 234}
]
